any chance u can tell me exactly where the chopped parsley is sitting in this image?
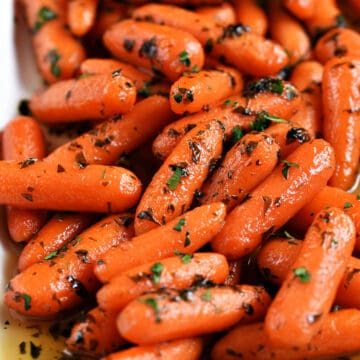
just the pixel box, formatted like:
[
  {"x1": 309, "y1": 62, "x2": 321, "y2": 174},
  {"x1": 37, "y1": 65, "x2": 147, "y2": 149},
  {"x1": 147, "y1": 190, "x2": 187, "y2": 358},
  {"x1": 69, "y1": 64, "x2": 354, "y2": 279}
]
[
  {"x1": 22, "y1": 293, "x2": 32, "y2": 311},
  {"x1": 179, "y1": 50, "x2": 191, "y2": 67},
  {"x1": 293, "y1": 266, "x2": 311, "y2": 283},
  {"x1": 243, "y1": 77, "x2": 284, "y2": 98},
  {"x1": 139, "y1": 297, "x2": 161, "y2": 323},
  {"x1": 173, "y1": 218, "x2": 186, "y2": 231},
  {"x1": 281, "y1": 160, "x2": 299, "y2": 180},
  {"x1": 174, "y1": 250, "x2": 193, "y2": 264},
  {"x1": 150, "y1": 262, "x2": 164, "y2": 285},
  {"x1": 344, "y1": 202, "x2": 353, "y2": 209},
  {"x1": 200, "y1": 289, "x2": 212, "y2": 302},
  {"x1": 166, "y1": 165, "x2": 188, "y2": 190},
  {"x1": 47, "y1": 49, "x2": 62, "y2": 78},
  {"x1": 44, "y1": 250, "x2": 58, "y2": 260},
  {"x1": 33, "y1": 6, "x2": 57, "y2": 33}
]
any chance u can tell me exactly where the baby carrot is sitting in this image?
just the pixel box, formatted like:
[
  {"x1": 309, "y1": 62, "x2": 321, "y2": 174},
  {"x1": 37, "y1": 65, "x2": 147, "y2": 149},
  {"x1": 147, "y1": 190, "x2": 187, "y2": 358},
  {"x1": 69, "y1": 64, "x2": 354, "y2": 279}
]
[
  {"x1": 169, "y1": 66, "x2": 243, "y2": 114},
  {"x1": 103, "y1": 19, "x2": 205, "y2": 82},
  {"x1": 117, "y1": 284, "x2": 271, "y2": 345},
  {"x1": 94, "y1": 202, "x2": 226, "y2": 283},
  {"x1": 196, "y1": 3, "x2": 236, "y2": 25},
  {"x1": 211, "y1": 309, "x2": 360, "y2": 360},
  {"x1": 18, "y1": 212, "x2": 99, "y2": 272},
  {"x1": 66, "y1": 306, "x2": 126, "y2": 357},
  {"x1": 211, "y1": 138, "x2": 335, "y2": 259},
  {"x1": 67, "y1": 0, "x2": 99, "y2": 37},
  {"x1": 134, "y1": 120, "x2": 224, "y2": 235},
  {"x1": 0, "y1": 160, "x2": 142, "y2": 213},
  {"x1": 4, "y1": 213, "x2": 135, "y2": 317},
  {"x1": 322, "y1": 57, "x2": 360, "y2": 190},
  {"x1": 29, "y1": 72, "x2": 136, "y2": 124},
  {"x1": 265, "y1": 207, "x2": 355, "y2": 347},
  {"x1": 97, "y1": 253, "x2": 229, "y2": 313},
  {"x1": 283, "y1": 0, "x2": 315, "y2": 20},
  {"x1": 200, "y1": 132, "x2": 280, "y2": 212},
  {"x1": 2, "y1": 115, "x2": 47, "y2": 242},
  {"x1": 101, "y1": 337, "x2": 204, "y2": 360}
]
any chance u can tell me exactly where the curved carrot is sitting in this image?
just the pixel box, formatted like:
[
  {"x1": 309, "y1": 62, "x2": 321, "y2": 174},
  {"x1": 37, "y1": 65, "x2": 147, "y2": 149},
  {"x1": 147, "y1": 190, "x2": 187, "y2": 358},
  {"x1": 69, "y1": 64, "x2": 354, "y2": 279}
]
[
  {"x1": 200, "y1": 132, "x2": 280, "y2": 212},
  {"x1": 0, "y1": 160, "x2": 142, "y2": 213},
  {"x1": 134, "y1": 120, "x2": 224, "y2": 235},
  {"x1": 29, "y1": 72, "x2": 137, "y2": 124},
  {"x1": 196, "y1": 3, "x2": 236, "y2": 26},
  {"x1": 169, "y1": 66, "x2": 243, "y2": 114},
  {"x1": 18, "y1": 212, "x2": 99, "y2": 272},
  {"x1": 322, "y1": 57, "x2": 360, "y2": 190},
  {"x1": 101, "y1": 337, "x2": 204, "y2": 360},
  {"x1": 2, "y1": 116, "x2": 47, "y2": 242},
  {"x1": 94, "y1": 202, "x2": 226, "y2": 283},
  {"x1": 103, "y1": 19, "x2": 205, "y2": 82},
  {"x1": 211, "y1": 138, "x2": 335, "y2": 259},
  {"x1": 265, "y1": 207, "x2": 355, "y2": 347},
  {"x1": 117, "y1": 284, "x2": 271, "y2": 345},
  {"x1": 4, "y1": 213, "x2": 135, "y2": 317},
  {"x1": 97, "y1": 252, "x2": 229, "y2": 312},
  {"x1": 211, "y1": 309, "x2": 360, "y2": 360},
  {"x1": 232, "y1": 0, "x2": 268, "y2": 36},
  {"x1": 282, "y1": 0, "x2": 315, "y2": 20},
  {"x1": 314, "y1": 27, "x2": 360, "y2": 64},
  {"x1": 66, "y1": 306, "x2": 126, "y2": 357},
  {"x1": 67, "y1": 0, "x2": 99, "y2": 37}
]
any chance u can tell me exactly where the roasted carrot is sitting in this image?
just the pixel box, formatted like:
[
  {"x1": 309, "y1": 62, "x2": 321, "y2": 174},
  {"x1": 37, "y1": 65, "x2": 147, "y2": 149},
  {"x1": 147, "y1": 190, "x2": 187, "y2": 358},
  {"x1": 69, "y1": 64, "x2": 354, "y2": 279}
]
[
  {"x1": 117, "y1": 284, "x2": 271, "y2": 345},
  {"x1": 282, "y1": 0, "x2": 315, "y2": 20},
  {"x1": 29, "y1": 72, "x2": 136, "y2": 124},
  {"x1": 97, "y1": 253, "x2": 229, "y2": 312},
  {"x1": 314, "y1": 27, "x2": 360, "y2": 64},
  {"x1": 211, "y1": 309, "x2": 360, "y2": 360},
  {"x1": 322, "y1": 57, "x2": 360, "y2": 190},
  {"x1": 232, "y1": 0, "x2": 268, "y2": 36},
  {"x1": 200, "y1": 132, "x2": 280, "y2": 212},
  {"x1": 103, "y1": 19, "x2": 205, "y2": 82},
  {"x1": 2, "y1": 115, "x2": 47, "y2": 242},
  {"x1": 66, "y1": 306, "x2": 126, "y2": 357},
  {"x1": 18, "y1": 212, "x2": 99, "y2": 272},
  {"x1": 169, "y1": 66, "x2": 243, "y2": 114},
  {"x1": 0, "y1": 159, "x2": 142, "y2": 213},
  {"x1": 134, "y1": 120, "x2": 224, "y2": 235},
  {"x1": 265, "y1": 207, "x2": 355, "y2": 347},
  {"x1": 211, "y1": 139, "x2": 335, "y2": 259},
  {"x1": 94, "y1": 202, "x2": 226, "y2": 283},
  {"x1": 196, "y1": 3, "x2": 236, "y2": 26},
  {"x1": 4, "y1": 213, "x2": 135, "y2": 317},
  {"x1": 67, "y1": 0, "x2": 99, "y2": 37},
  {"x1": 101, "y1": 337, "x2": 204, "y2": 360}
]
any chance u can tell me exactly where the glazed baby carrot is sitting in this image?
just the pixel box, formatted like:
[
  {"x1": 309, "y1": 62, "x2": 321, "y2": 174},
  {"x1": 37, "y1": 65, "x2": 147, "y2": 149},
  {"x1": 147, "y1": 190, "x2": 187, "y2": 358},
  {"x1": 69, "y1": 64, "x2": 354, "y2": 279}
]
[
  {"x1": 200, "y1": 132, "x2": 280, "y2": 212},
  {"x1": 211, "y1": 138, "x2": 335, "y2": 259},
  {"x1": 196, "y1": 3, "x2": 236, "y2": 25},
  {"x1": 134, "y1": 120, "x2": 224, "y2": 235},
  {"x1": 4, "y1": 213, "x2": 135, "y2": 317},
  {"x1": 66, "y1": 306, "x2": 126, "y2": 357},
  {"x1": 117, "y1": 284, "x2": 271, "y2": 345},
  {"x1": 103, "y1": 19, "x2": 205, "y2": 82},
  {"x1": 283, "y1": 0, "x2": 315, "y2": 20},
  {"x1": 18, "y1": 212, "x2": 99, "y2": 272},
  {"x1": 29, "y1": 72, "x2": 136, "y2": 124},
  {"x1": 101, "y1": 337, "x2": 204, "y2": 360},
  {"x1": 265, "y1": 207, "x2": 355, "y2": 347},
  {"x1": 67, "y1": 0, "x2": 99, "y2": 37},
  {"x1": 169, "y1": 66, "x2": 243, "y2": 114},
  {"x1": 97, "y1": 253, "x2": 229, "y2": 312},
  {"x1": 94, "y1": 202, "x2": 226, "y2": 283},
  {"x1": 322, "y1": 57, "x2": 360, "y2": 190},
  {"x1": 232, "y1": 0, "x2": 268, "y2": 36},
  {"x1": 211, "y1": 309, "x2": 360, "y2": 360},
  {"x1": 314, "y1": 27, "x2": 360, "y2": 64},
  {"x1": 0, "y1": 159, "x2": 142, "y2": 213},
  {"x1": 2, "y1": 115, "x2": 47, "y2": 242}
]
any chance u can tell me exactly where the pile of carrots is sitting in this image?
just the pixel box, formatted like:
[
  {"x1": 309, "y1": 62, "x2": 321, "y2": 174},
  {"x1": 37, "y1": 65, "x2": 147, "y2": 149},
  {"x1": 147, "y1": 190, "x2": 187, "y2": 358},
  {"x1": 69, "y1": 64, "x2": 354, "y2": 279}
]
[{"x1": 3, "y1": 0, "x2": 360, "y2": 359}]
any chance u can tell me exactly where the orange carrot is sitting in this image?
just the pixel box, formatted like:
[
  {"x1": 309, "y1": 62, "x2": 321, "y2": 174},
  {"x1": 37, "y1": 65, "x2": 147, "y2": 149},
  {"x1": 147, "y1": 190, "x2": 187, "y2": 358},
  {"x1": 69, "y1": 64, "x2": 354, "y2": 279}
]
[
  {"x1": 322, "y1": 57, "x2": 360, "y2": 190},
  {"x1": 211, "y1": 138, "x2": 335, "y2": 259},
  {"x1": 29, "y1": 72, "x2": 137, "y2": 124},
  {"x1": 134, "y1": 120, "x2": 224, "y2": 235},
  {"x1": 265, "y1": 207, "x2": 355, "y2": 347},
  {"x1": 0, "y1": 159, "x2": 142, "y2": 213},
  {"x1": 103, "y1": 19, "x2": 205, "y2": 82},
  {"x1": 94, "y1": 202, "x2": 226, "y2": 283},
  {"x1": 282, "y1": 0, "x2": 315, "y2": 20},
  {"x1": 4, "y1": 213, "x2": 135, "y2": 317},
  {"x1": 196, "y1": 3, "x2": 236, "y2": 26},
  {"x1": 200, "y1": 132, "x2": 280, "y2": 212},
  {"x1": 66, "y1": 306, "x2": 126, "y2": 357},
  {"x1": 97, "y1": 252, "x2": 229, "y2": 312},
  {"x1": 117, "y1": 284, "x2": 271, "y2": 345},
  {"x1": 67, "y1": 0, "x2": 99, "y2": 37},
  {"x1": 18, "y1": 212, "x2": 99, "y2": 272},
  {"x1": 101, "y1": 337, "x2": 204, "y2": 360},
  {"x1": 211, "y1": 309, "x2": 360, "y2": 360},
  {"x1": 2, "y1": 115, "x2": 47, "y2": 242}
]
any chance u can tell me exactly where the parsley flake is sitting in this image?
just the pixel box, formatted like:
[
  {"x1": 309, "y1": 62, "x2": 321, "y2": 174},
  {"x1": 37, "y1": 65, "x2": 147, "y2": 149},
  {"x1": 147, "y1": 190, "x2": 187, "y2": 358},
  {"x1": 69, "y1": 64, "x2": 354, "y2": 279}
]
[
  {"x1": 179, "y1": 50, "x2": 191, "y2": 67},
  {"x1": 150, "y1": 262, "x2": 164, "y2": 285},
  {"x1": 166, "y1": 165, "x2": 188, "y2": 190},
  {"x1": 33, "y1": 6, "x2": 57, "y2": 33},
  {"x1": 173, "y1": 218, "x2": 186, "y2": 232},
  {"x1": 200, "y1": 289, "x2": 212, "y2": 302},
  {"x1": 293, "y1": 266, "x2": 311, "y2": 283},
  {"x1": 281, "y1": 160, "x2": 299, "y2": 179},
  {"x1": 174, "y1": 250, "x2": 193, "y2": 264},
  {"x1": 139, "y1": 297, "x2": 161, "y2": 323},
  {"x1": 47, "y1": 49, "x2": 62, "y2": 78},
  {"x1": 44, "y1": 250, "x2": 58, "y2": 260},
  {"x1": 22, "y1": 293, "x2": 32, "y2": 311}
]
